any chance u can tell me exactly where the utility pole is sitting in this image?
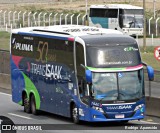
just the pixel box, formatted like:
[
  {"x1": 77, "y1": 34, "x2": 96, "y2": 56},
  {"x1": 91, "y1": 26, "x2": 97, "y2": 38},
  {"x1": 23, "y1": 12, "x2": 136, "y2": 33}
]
[
  {"x1": 143, "y1": 0, "x2": 146, "y2": 52},
  {"x1": 85, "y1": 0, "x2": 88, "y2": 26},
  {"x1": 153, "y1": 0, "x2": 156, "y2": 19}
]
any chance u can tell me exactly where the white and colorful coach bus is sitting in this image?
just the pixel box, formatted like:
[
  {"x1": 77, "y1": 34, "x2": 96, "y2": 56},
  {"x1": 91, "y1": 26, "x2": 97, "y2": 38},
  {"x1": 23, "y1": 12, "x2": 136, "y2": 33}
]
[
  {"x1": 89, "y1": 4, "x2": 144, "y2": 37},
  {"x1": 10, "y1": 25, "x2": 154, "y2": 123}
]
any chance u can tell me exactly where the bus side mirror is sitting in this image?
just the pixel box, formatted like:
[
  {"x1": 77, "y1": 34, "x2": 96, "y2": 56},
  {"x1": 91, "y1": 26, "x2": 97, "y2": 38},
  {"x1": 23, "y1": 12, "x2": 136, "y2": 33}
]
[
  {"x1": 147, "y1": 66, "x2": 154, "y2": 81},
  {"x1": 86, "y1": 70, "x2": 92, "y2": 83}
]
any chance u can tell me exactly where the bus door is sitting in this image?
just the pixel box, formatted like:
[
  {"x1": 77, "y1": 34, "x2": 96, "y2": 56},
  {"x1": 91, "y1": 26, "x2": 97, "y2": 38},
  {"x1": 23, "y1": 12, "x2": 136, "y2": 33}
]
[
  {"x1": 46, "y1": 78, "x2": 57, "y2": 114},
  {"x1": 52, "y1": 39, "x2": 75, "y2": 116}
]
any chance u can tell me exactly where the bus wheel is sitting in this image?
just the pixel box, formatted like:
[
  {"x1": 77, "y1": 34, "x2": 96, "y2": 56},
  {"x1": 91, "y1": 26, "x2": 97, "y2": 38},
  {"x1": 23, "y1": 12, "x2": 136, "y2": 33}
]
[
  {"x1": 23, "y1": 94, "x2": 31, "y2": 113},
  {"x1": 31, "y1": 95, "x2": 38, "y2": 115},
  {"x1": 121, "y1": 120, "x2": 129, "y2": 124},
  {"x1": 71, "y1": 104, "x2": 79, "y2": 124}
]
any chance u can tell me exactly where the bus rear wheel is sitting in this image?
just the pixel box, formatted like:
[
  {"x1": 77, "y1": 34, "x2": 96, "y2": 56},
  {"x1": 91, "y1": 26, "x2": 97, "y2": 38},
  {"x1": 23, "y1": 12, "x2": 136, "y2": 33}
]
[
  {"x1": 23, "y1": 94, "x2": 31, "y2": 113},
  {"x1": 71, "y1": 104, "x2": 79, "y2": 124},
  {"x1": 31, "y1": 95, "x2": 38, "y2": 115},
  {"x1": 123, "y1": 120, "x2": 129, "y2": 123},
  {"x1": 121, "y1": 120, "x2": 129, "y2": 124}
]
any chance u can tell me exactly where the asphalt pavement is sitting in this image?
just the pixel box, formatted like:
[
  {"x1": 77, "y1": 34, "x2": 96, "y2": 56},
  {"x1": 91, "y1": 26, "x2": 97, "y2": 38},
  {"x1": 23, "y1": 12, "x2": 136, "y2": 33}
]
[{"x1": 0, "y1": 91, "x2": 160, "y2": 133}]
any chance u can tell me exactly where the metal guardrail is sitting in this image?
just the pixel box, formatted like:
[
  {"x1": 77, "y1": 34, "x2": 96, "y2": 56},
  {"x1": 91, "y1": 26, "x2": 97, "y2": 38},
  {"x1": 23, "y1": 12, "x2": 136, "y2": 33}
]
[
  {"x1": 0, "y1": 9, "x2": 160, "y2": 36},
  {"x1": 153, "y1": 70, "x2": 160, "y2": 82},
  {"x1": 0, "y1": 10, "x2": 85, "y2": 32},
  {"x1": 144, "y1": 69, "x2": 160, "y2": 82}
]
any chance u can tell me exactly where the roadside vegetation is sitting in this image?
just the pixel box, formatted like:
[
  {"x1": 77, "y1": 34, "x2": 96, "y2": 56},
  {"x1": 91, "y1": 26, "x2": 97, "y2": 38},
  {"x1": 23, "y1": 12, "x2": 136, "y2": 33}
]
[
  {"x1": 0, "y1": 0, "x2": 160, "y2": 17},
  {"x1": 140, "y1": 46, "x2": 160, "y2": 71}
]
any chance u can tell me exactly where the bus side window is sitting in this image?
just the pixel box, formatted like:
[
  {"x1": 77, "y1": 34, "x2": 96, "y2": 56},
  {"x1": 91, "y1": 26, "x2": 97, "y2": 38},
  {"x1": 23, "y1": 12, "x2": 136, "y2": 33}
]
[
  {"x1": 119, "y1": 10, "x2": 123, "y2": 28},
  {"x1": 12, "y1": 34, "x2": 34, "y2": 59},
  {"x1": 119, "y1": 14, "x2": 123, "y2": 28},
  {"x1": 76, "y1": 43, "x2": 85, "y2": 96},
  {"x1": 76, "y1": 43, "x2": 85, "y2": 77},
  {"x1": 46, "y1": 38, "x2": 74, "y2": 70},
  {"x1": 105, "y1": 9, "x2": 118, "y2": 18}
]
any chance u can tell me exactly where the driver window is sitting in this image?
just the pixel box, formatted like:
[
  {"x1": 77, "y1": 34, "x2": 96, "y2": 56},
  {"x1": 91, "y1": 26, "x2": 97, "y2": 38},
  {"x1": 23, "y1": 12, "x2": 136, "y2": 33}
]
[
  {"x1": 76, "y1": 42, "x2": 85, "y2": 97},
  {"x1": 119, "y1": 14, "x2": 123, "y2": 28},
  {"x1": 119, "y1": 9, "x2": 123, "y2": 28}
]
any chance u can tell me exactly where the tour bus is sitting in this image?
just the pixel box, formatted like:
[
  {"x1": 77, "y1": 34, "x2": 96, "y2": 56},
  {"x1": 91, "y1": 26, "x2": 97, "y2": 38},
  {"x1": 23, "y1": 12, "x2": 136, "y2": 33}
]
[
  {"x1": 89, "y1": 4, "x2": 144, "y2": 37},
  {"x1": 10, "y1": 25, "x2": 154, "y2": 123}
]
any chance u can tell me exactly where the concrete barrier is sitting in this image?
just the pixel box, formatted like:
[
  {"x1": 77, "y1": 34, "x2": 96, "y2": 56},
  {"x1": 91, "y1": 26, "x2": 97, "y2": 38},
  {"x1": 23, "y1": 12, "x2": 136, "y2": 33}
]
[
  {"x1": 0, "y1": 73, "x2": 11, "y2": 89},
  {"x1": 146, "y1": 96, "x2": 160, "y2": 117},
  {"x1": 0, "y1": 73, "x2": 160, "y2": 117}
]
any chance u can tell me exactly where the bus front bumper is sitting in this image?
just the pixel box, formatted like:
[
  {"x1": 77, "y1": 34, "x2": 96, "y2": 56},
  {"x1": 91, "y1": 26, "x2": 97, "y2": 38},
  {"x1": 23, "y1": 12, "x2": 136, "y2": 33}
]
[{"x1": 81, "y1": 107, "x2": 145, "y2": 122}]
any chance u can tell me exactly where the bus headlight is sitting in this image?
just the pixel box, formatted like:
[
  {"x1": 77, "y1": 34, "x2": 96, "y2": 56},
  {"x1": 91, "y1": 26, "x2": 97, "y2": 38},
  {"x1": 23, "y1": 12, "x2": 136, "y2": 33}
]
[
  {"x1": 92, "y1": 106, "x2": 104, "y2": 113},
  {"x1": 134, "y1": 104, "x2": 144, "y2": 112}
]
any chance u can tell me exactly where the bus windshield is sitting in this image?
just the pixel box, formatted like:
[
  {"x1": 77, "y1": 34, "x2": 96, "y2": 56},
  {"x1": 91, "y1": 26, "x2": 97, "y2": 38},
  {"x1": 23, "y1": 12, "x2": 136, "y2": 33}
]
[
  {"x1": 91, "y1": 70, "x2": 144, "y2": 101},
  {"x1": 122, "y1": 9, "x2": 143, "y2": 28},
  {"x1": 86, "y1": 45, "x2": 141, "y2": 68},
  {"x1": 123, "y1": 15, "x2": 143, "y2": 28}
]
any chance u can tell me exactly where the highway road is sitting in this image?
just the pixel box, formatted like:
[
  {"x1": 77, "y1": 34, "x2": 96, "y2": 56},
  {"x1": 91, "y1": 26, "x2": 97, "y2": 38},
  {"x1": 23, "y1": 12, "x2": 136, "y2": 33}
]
[{"x1": 0, "y1": 91, "x2": 160, "y2": 133}]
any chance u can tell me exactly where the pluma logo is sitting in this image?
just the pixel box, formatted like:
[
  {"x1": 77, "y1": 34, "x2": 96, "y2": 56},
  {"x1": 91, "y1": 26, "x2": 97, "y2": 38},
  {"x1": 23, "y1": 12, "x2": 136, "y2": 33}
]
[{"x1": 12, "y1": 38, "x2": 33, "y2": 52}]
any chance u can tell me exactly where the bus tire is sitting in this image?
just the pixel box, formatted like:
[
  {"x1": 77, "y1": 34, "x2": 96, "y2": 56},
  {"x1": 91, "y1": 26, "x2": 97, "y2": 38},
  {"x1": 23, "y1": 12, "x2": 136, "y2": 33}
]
[
  {"x1": 23, "y1": 94, "x2": 31, "y2": 113},
  {"x1": 122, "y1": 120, "x2": 129, "y2": 124},
  {"x1": 71, "y1": 104, "x2": 79, "y2": 124},
  {"x1": 31, "y1": 95, "x2": 38, "y2": 115}
]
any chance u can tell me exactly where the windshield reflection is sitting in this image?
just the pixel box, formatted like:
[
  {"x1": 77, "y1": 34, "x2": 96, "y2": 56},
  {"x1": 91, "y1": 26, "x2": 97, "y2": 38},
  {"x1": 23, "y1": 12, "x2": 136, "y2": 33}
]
[
  {"x1": 123, "y1": 15, "x2": 143, "y2": 28},
  {"x1": 91, "y1": 70, "x2": 144, "y2": 101}
]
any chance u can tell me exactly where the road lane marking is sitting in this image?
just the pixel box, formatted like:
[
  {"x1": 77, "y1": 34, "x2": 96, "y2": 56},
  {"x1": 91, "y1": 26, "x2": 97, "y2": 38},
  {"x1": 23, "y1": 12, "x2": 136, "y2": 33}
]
[
  {"x1": 1, "y1": 92, "x2": 159, "y2": 124},
  {"x1": 146, "y1": 119, "x2": 153, "y2": 122},
  {"x1": 140, "y1": 120, "x2": 160, "y2": 125},
  {"x1": 0, "y1": 92, "x2": 11, "y2": 97},
  {"x1": 8, "y1": 113, "x2": 32, "y2": 120}
]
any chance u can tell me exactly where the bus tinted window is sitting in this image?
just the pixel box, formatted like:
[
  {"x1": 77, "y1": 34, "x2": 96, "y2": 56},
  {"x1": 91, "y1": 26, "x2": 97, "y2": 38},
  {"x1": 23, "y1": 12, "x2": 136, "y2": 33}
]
[
  {"x1": 86, "y1": 45, "x2": 141, "y2": 68},
  {"x1": 34, "y1": 37, "x2": 74, "y2": 70},
  {"x1": 11, "y1": 34, "x2": 35, "y2": 58},
  {"x1": 76, "y1": 43, "x2": 85, "y2": 77},
  {"x1": 12, "y1": 34, "x2": 74, "y2": 70},
  {"x1": 123, "y1": 9, "x2": 143, "y2": 15},
  {"x1": 51, "y1": 39, "x2": 74, "y2": 69},
  {"x1": 90, "y1": 8, "x2": 118, "y2": 18}
]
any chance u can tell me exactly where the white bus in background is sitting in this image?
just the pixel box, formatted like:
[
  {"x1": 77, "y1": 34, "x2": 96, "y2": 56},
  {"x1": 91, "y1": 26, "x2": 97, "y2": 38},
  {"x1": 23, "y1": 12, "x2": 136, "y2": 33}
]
[{"x1": 89, "y1": 4, "x2": 144, "y2": 37}]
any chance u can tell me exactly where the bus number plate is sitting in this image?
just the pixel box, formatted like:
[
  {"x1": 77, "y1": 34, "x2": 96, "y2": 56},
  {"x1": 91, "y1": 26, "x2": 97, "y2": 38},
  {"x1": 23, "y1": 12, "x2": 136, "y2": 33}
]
[{"x1": 115, "y1": 114, "x2": 124, "y2": 119}]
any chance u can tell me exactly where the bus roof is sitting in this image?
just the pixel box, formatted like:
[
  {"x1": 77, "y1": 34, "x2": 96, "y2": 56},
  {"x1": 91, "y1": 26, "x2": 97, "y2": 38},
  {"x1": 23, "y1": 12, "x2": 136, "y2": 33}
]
[
  {"x1": 12, "y1": 25, "x2": 123, "y2": 37},
  {"x1": 11, "y1": 25, "x2": 137, "y2": 50},
  {"x1": 90, "y1": 4, "x2": 143, "y2": 10},
  {"x1": 80, "y1": 34, "x2": 136, "y2": 46}
]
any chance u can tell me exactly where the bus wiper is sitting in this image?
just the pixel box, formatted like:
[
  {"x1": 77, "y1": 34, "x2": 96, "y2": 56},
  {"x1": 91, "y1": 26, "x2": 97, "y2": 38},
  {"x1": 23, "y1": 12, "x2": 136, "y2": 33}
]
[
  {"x1": 119, "y1": 92, "x2": 125, "y2": 96},
  {"x1": 119, "y1": 91, "x2": 141, "y2": 100},
  {"x1": 117, "y1": 92, "x2": 125, "y2": 100},
  {"x1": 99, "y1": 97, "x2": 106, "y2": 103},
  {"x1": 98, "y1": 95, "x2": 117, "y2": 103},
  {"x1": 98, "y1": 92, "x2": 126, "y2": 103},
  {"x1": 135, "y1": 97, "x2": 141, "y2": 100}
]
